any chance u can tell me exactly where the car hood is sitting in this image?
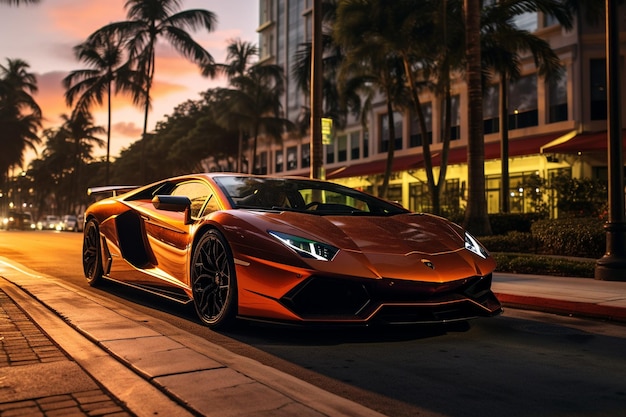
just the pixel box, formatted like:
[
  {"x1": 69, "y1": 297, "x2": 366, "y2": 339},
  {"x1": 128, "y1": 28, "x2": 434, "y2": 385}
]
[{"x1": 234, "y1": 211, "x2": 493, "y2": 281}]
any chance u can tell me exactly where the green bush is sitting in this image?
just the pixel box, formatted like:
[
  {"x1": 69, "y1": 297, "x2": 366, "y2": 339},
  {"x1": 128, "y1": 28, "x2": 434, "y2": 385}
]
[
  {"x1": 480, "y1": 231, "x2": 537, "y2": 253},
  {"x1": 488, "y1": 213, "x2": 545, "y2": 235},
  {"x1": 493, "y1": 253, "x2": 595, "y2": 278},
  {"x1": 530, "y1": 218, "x2": 605, "y2": 258}
]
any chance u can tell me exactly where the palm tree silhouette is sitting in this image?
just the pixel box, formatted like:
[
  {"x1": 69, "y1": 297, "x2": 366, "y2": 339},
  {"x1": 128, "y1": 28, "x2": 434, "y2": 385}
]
[
  {"x1": 90, "y1": 0, "x2": 217, "y2": 181},
  {"x1": 64, "y1": 31, "x2": 141, "y2": 184}
]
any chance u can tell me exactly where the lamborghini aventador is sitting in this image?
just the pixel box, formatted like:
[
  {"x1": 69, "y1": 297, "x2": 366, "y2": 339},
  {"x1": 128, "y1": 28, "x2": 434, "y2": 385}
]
[{"x1": 82, "y1": 173, "x2": 501, "y2": 329}]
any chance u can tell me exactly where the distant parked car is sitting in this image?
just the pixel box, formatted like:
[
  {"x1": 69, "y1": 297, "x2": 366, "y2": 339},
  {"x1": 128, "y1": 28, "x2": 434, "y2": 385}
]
[
  {"x1": 58, "y1": 215, "x2": 79, "y2": 232},
  {"x1": 2, "y1": 211, "x2": 35, "y2": 230},
  {"x1": 37, "y1": 215, "x2": 60, "y2": 230}
]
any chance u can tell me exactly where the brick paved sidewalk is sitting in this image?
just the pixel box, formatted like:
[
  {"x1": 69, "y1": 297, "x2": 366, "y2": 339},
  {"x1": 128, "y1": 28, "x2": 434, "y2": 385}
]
[{"x1": 0, "y1": 289, "x2": 134, "y2": 417}]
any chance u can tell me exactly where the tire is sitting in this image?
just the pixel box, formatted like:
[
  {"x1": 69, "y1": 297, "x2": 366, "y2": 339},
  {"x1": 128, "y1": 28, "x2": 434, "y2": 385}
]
[
  {"x1": 83, "y1": 219, "x2": 103, "y2": 286},
  {"x1": 191, "y1": 229, "x2": 237, "y2": 329}
]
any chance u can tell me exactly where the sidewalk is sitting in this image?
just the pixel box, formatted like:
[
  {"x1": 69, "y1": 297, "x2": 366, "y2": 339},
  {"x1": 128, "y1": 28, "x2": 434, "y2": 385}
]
[{"x1": 1, "y1": 256, "x2": 625, "y2": 417}]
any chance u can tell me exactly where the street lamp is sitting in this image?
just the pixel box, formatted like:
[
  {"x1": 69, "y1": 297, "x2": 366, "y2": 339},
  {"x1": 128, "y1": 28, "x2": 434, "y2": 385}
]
[{"x1": 595, "y1": 0, "x2": 626, "y2": 281}]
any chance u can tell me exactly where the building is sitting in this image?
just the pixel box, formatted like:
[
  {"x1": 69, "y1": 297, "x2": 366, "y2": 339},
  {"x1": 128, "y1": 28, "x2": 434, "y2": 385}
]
[{"x1": 253, "y1": 1, "x2": 625, "y2": 217}]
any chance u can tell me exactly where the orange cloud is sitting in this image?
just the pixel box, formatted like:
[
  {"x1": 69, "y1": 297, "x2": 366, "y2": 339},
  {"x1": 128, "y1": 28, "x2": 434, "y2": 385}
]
[
  {"x1": 47, "y1": 0, "x2": 127, "y2": 39},
  {"x1": 112, "y1": 121, "x2": 143, "y2": 139},
  {"x1": 34, "y1": 71, "x2": 73, "y2": 127}
]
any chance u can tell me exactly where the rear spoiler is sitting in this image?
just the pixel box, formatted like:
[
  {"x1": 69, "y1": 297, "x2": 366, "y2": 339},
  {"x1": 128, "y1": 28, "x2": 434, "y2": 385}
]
[{"x1": 87, "y1": 185, "x2": 139, "y2": 197}]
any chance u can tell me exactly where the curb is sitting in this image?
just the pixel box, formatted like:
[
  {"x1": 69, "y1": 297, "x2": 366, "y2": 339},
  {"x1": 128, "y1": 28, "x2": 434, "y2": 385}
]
[{"x1": 495, "y1": 293, "x2": 626, "y2": 323}]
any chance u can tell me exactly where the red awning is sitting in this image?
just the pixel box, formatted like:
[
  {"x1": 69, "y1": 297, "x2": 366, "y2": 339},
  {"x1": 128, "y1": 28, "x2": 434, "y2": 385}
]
[
  {"x1": 327, "y1": 131, "x2": 569, "y2": 180},
  {"x1": 541, "y1": 130, "x2": 626, "y2": 154}
]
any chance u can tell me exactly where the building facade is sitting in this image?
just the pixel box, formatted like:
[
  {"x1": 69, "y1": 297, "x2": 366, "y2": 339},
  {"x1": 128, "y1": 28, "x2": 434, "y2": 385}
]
[{"x1": 251, "y1": 1, "x2": 625, "y2": 217}]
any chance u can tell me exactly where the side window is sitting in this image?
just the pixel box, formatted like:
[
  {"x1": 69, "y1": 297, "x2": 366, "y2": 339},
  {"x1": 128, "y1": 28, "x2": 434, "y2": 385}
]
[
  {"x1": 203, "y1": 195, "x2": 220, "y2": 215},
  {"x1": 171, "y1": 181, "x2": 211, "y2": 218}
]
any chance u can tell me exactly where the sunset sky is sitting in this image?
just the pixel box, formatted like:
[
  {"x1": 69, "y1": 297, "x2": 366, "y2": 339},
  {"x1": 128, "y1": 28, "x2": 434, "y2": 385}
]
[{"x1": 0, "y1": 0, "x2": 259, "y2": 166}]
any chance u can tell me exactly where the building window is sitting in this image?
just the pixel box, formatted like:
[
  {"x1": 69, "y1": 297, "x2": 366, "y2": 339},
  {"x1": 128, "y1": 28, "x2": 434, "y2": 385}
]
[
  {"x1": 409, "y1": 182, "x2": 431, "y2": 213},
  {"x1": 363, "y1": 130, "x2": 369, "y2": 158},
  {"x1": 350, "y1": 131, "x2": 360, "y2": 160},
  {"x1": 337, "y1": 134, "x2": 347, "y2": 162},
  {"x1": 513, "y1": 11, "x2": 537, "y2": 32},
  {"x1": 483, "y1": 84, "x2": 500, "y2": 134},
  {"x1": 449, "y1": 95, "x2": 460, "y2": 140},
  {"x1": 286, "y1": 146, "x2": 297, "y2": 170},
  {"x1": 409, "y1": 103, "x2": 432, "y2": 147},
  {"x1": 275, "y1": 149, "x2": 283, "y2": 173},
  {"x1": 326, "y1": 143, "x2": 334, "y2": 164},
  {"x1": 544, "y1": 12, "x2": 559, "y2": 28},
  {"x1": 301, "y1": 144, "x2": 310, "y2": 168},
  {"x1": 380, "y1": 112, "x2": 403, "y2": 153},
  {"x1": 590, "y1": 59, "x2": 607, "y2": 120},
  {"x1": 257, "y1": 152, "x2": 268, "y2": 175},
  {"x1": 386, "y1": 185, "x2": 402, "y2": 205},
  {"x1": 548, "y1": 69, "x2": 568, "y2": 123},
  {"x1": 260, "y1": 0, "x2": 273, "y2": 24},
  {"x1": 509, "y1": 74, "x2": 538, "y2": 129}
]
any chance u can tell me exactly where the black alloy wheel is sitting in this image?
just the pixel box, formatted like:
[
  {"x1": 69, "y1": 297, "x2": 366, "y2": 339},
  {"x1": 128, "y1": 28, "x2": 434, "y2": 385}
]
[
  {"x1": 82, "y1": 219, "x2": 103, "y2": 286},
  {"x1": 191, "y1": 229, "x2": 237, "y2": 329}
]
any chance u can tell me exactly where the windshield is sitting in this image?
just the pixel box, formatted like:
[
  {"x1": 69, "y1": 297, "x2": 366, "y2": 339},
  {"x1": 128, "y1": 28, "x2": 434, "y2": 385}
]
[{"x1": 214, "y1": 176, "x2": 409, "y2": 216}]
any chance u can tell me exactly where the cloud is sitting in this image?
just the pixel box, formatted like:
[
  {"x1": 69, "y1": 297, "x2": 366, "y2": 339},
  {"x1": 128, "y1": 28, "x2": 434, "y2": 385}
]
[
  {"x1": 46, "y1": 0, "x2": 127, "y2": 39},
  {"x1": 34, "y1": 71, "x2": 72, "y2": 127},
  {"x1": 112, "y1": 121, "x2": 143, "y2": 139}
]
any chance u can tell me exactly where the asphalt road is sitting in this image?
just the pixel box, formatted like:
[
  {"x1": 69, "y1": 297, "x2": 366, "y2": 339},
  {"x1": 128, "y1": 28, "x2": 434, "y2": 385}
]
[{"x1": 1, "y1": 230, "x2": 625, "y2": 417}]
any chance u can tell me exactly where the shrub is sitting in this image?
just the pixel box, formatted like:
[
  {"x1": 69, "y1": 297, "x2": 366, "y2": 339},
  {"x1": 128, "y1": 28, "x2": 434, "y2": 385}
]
[
  {"x1": 493, "y1": 253, "x2": 596, "y2": 278},
  {"x1": 480, "y1": 231, "x2": 537, "y2": 253},
  {"x1": 488, "y1": 213, "x2": 545, "y2": 235},
  {"x1": 530, "y1": 218, "x2": 605, "y2": 258}
]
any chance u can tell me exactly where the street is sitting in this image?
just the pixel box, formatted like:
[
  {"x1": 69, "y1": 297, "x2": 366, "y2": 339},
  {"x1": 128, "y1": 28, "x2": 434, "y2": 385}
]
[{"x1": 1, "y1": 230, "x2": 625, "y2": 417}]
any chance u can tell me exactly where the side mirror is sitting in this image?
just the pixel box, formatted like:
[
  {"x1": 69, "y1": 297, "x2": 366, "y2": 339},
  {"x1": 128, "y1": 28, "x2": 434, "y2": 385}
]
[{"x1": 151, "y1": 195, "x2": 192, "y2": 224}]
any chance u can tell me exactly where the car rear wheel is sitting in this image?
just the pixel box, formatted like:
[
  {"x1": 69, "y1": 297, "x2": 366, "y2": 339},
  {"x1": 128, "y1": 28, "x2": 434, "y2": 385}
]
[
  {"x1": 83, "y1": 219, "x2": 103, "y2": 286},
  {"x1": 191, "y1": 229, "x2": 237, "y2": 329}
]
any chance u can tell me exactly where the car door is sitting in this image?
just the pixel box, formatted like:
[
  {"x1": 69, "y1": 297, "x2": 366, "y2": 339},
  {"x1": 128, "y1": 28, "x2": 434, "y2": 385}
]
[{"x1": 142, "y1": 180, "x2": 215, "y2": 287}]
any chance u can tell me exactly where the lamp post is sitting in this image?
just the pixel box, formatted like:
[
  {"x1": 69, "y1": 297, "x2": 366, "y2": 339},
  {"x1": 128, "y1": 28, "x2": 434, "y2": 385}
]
[
  {"x1": 595, "y1": 0, "x2": 626, "y2": 281},
  {"x1": 310, "y1": 0, "x2": 323, "y2": 180}
]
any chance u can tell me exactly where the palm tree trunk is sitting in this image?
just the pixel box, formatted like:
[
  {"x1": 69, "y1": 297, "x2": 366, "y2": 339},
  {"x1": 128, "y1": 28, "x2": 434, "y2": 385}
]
[
  {"x1": 500, "y1": 74, "x2": 510, "y2": 213},
  {"x1": 463, "y1": 0, "x2": 492, "y2": 236},
  {"x1": 380, "y1": 100, "x2": 395, "y2": 199},
  {"x1": 106, "y1": 81, "x2": 112, "y2": 184}
]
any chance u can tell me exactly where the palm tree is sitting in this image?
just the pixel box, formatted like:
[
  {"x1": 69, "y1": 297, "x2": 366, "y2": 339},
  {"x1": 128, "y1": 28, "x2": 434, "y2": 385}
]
[
  {"x1": 218, "y1": 39, "x2": 261, "y2": 172},
  {"x1": 333, "y1": 37, "x2": 409, "y2": 199},
  {"x1": 63, "y1": 31, "x2": 141, "y2": 184},
  {"x1": 91, "y1": 0, "x2": 217, "y2": 181},
  {"x1": 463, "y1": 0, "x2": 491, "y2": 235},
  {"x1": 0, "y1": 58, "x2": 42, "y2": 182},
  {"x1": 218, "y1": 61, "x2": 295, "y2": 173},
  {"x1": 480, "y1": 0, "x2": 573, "y2": 213},
  {"x1": 36, "y1": 109, "x2": 104, "y2": 213},
  {"x1": 214, "y1": 40, "x2": 294, "y2": 173},
  {"x1": 335, "y1": 1, "x2": 442, "y2": 203}
]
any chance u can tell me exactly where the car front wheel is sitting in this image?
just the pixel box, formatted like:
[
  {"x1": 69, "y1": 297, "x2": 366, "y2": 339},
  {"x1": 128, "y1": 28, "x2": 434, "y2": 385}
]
[
  {"x1": 191, "y1": 229, "x2": 237, "y2": 329},
  {"x1": 83, "y1": 219, "x2": 103, "y2": 286}
]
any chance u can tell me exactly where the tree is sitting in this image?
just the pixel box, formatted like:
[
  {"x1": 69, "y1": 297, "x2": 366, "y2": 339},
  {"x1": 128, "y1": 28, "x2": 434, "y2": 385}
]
[
  {"x1": 333, "y1": 31, "x2": 409, "y2": 199},
  {"x1": 63, "y1": 31, "x2": 142, "y2": 184},
  {"x1": 335, "y1": 1, "x2": 446, "y2": 206},
  {"x1": 481, "y1": 0, "x2": 573, "y2": 213},
  {"x1": 217, "y1": 39, "x2": 261, "y2": 172},
  {"x1": 217, "y1": 55, "x2": 294, "y2": 173},
  {"x1": 34, "y1": 109, "x2": 104, "y2": 213},
  {"x1": 0, "y1": 58, "x2": 42, "y2": 182},
  {"x1": 463, "y1": 0, "x2": 491, "y2": 235},
  {"x1": 91, "y1": 0, "x2": 218, "y2": 180}
]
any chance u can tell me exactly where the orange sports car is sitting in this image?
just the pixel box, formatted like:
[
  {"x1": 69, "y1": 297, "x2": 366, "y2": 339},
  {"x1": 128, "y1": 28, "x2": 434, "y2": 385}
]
[{"x1": 82, "y1": 173, "x2": 501, "y2": 329}]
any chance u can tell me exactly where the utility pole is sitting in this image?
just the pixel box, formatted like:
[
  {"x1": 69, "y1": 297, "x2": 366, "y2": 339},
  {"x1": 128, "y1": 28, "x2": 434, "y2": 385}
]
[
  {"x1": 595, "y1": 0, "x2": 626, "y2": 281},
  {"x1": 310, "y1": 0, "x2": 323, "y2": 179}
]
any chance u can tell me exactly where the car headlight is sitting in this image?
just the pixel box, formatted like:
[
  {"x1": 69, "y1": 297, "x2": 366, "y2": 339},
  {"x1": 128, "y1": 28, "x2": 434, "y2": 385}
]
[
  {"x1": 465, "y1": 231, "x2": 489, "y2": 259},
  {"x1": 269, "y1": 231, "x2": 339, "y2": 261}
]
